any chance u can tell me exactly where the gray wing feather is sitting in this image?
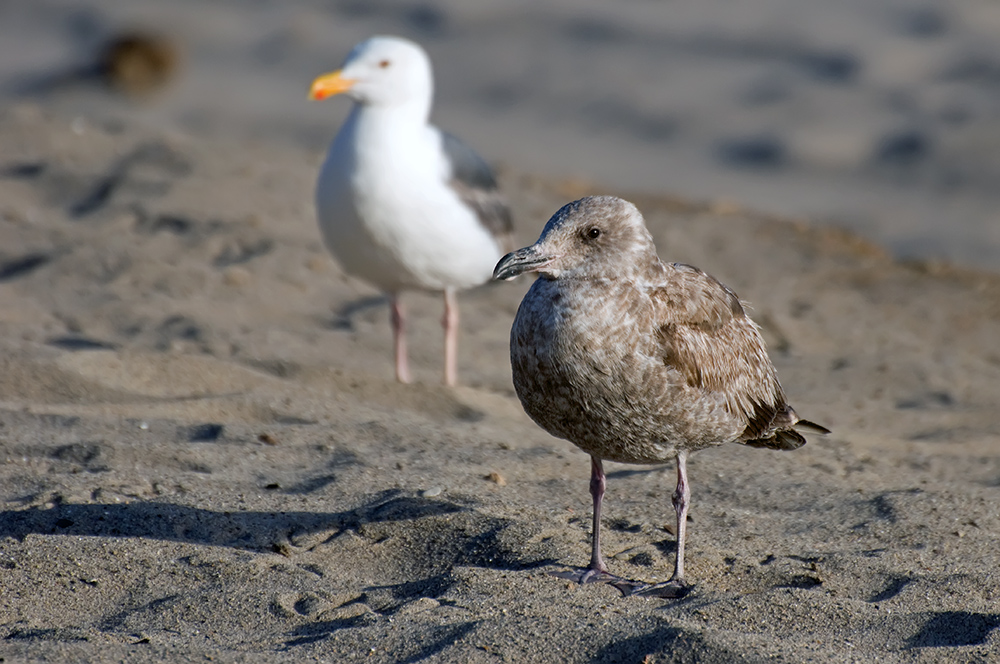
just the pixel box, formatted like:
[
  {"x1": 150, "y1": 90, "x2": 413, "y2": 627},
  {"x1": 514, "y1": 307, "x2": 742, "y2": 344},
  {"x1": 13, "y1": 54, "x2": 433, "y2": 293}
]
[{"x1": 438, "y1": 129, "x2": 514, "y2": 248}]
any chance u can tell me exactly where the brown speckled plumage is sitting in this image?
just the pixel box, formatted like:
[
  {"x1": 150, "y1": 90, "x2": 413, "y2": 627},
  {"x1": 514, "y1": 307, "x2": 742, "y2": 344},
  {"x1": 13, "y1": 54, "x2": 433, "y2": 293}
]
[{"x1": 494, "y1": 196, "x2": 828, "y2": 597}]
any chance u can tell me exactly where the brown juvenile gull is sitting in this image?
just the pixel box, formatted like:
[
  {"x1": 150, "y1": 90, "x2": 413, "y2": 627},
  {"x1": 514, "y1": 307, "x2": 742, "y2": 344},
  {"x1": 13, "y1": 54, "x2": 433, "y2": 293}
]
[
  {"x1": 493, "y1": 196, "x2": 829, "y2": 597},
  {"x1": 309, "y1": 35, "x2": 513, "y2": 386}
]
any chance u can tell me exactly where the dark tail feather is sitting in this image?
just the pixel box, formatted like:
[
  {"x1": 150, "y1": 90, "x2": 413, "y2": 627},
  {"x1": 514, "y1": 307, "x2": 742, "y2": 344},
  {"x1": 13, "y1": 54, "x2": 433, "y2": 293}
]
[
  {"x1": 745, "y1": 428, "x2": 806, "y2": 451},
  {"x1": 794, "y1": 419, "x2": 831, "y2": 435},
  {"x1": 744, "y1": 417, "x2": 829, "y2": 451},
  {"x1": 743, "y1": 406, "x2": 829, "y2": 451}
]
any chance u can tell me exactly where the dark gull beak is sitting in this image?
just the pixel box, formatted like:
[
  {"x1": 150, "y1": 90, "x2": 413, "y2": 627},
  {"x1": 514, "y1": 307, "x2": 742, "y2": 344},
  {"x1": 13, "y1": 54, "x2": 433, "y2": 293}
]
[{"x1": 493, "y1": 245, "x2": 554, "y2": 281}]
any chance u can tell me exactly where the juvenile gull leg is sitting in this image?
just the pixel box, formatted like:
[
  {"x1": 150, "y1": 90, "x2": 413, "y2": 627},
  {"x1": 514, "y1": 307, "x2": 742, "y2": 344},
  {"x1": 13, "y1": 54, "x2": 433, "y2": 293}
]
[
  {"x1": 549, "y1": 457, "x2": 622, "y2": 585},
  {"x1": 671, "y1": 450, "x2": 690, "y2": 585},
  {"x1": 562, "y1": 455, "x2": 691, "y2": 595},
  {"x1": 390, "y1": 294, "x2": 412, "y2": 384},
  {"x1": 637, "y1": 451, "x2": 692, "y2": 598},
  {"x1": 442, "y1": 287, "x2": 459, "y2": 387},
  {"x1": 583, "y1": 456, "x2": 610, "y2": 581}
]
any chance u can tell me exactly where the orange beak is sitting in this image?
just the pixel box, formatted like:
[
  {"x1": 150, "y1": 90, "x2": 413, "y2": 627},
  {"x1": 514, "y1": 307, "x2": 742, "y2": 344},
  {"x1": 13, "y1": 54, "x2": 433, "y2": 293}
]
[{"x1": 308, "y1": 70, "x2": 356, "y2": 100}]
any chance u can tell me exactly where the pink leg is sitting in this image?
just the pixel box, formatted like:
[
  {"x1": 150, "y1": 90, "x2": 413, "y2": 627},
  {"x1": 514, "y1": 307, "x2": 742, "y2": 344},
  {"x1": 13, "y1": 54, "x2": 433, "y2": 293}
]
[
  {"x1": 634, "y1": 450, "x2": 691, "y2": 597},
  {"x1": 390, "y1": 294, "x2": 411, "y2": 384},
  {"x1": 670, "y1": 450, "x2": 690, "y2": 585},
  {"x1": 550, "y1": 456, "x2": 620, "y2": 585},
  {"x1": 553, "y1": 452, "x2": 693, "y2": 598},
  {"x1": 586, "y1": 456, "x2": 610, "y2": 577},
  {"x1": 442, "y1": 287, "x2": 459, "y2": 387}
]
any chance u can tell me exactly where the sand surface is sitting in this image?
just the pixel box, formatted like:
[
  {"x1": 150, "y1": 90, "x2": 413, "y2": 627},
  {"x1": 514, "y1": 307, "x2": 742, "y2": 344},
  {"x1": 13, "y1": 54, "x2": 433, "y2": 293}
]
[
  {"x1": 2, "y1": 104, "x2": 999, "y2": 662},
  {"x1": 2, "y1": 2, "x2": 1000, "y2": 662}
]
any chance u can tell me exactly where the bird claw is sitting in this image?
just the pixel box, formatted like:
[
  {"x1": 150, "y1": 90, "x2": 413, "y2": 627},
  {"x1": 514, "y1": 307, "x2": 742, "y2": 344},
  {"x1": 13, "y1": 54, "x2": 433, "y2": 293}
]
[
  {"x1": 549, "y1": 567, "x2": 621, "y2": 585},
  {"x1": 626, "y1": 580, "x2": 692, "y2": 599}
]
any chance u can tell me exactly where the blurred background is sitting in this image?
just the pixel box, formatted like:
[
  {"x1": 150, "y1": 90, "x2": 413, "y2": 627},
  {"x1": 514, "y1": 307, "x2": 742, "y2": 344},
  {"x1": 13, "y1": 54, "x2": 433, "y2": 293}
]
[{"x1": 3, "y1": 0, "x2": 1000, "y2": 271}]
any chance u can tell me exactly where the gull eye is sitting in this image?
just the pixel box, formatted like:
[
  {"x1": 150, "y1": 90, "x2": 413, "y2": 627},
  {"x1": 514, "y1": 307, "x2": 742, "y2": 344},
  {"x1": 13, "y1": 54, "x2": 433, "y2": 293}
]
[
  {"x1": 586, "y1": 227, "x2": 601, "y2": 240},
  {"x1": 378, "y1": 59, "x2": 391, "y2": 68}
]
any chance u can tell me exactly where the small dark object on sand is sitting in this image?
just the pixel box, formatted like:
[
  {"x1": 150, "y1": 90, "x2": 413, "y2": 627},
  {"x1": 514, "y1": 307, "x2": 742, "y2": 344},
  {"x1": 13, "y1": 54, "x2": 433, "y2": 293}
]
[
  {"x1": 494, "y1": 196, "x2": 829, "y2": 597},
  {"x1": 100, "y1": 31, "x2": 180, "y2": 96}
]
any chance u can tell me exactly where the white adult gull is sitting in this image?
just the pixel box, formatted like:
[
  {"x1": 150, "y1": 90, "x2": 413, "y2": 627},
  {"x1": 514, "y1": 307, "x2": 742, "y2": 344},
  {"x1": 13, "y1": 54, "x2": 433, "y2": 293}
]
[{"x1": 309, "y1": 35, "x2": 512, "y2": 386}]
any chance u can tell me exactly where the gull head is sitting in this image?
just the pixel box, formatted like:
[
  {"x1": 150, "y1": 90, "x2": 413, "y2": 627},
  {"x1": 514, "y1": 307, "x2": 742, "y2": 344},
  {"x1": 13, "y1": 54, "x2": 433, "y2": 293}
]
[
  {"x1": 309, "y1": 35, "x2": 433, "y2": 108},
  {"x1": 494, "y1": 196, "x2": 657, "y2": 281}
]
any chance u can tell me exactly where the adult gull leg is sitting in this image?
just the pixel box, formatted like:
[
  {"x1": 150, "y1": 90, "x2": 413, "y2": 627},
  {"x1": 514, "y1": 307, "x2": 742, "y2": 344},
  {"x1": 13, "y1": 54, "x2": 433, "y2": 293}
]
[
  {"x1": 442, "y1": 287, "x2": 459, "y2": 387},
  {"x1": 390, "y1": 294, "x2": 412, "y2": 384}
]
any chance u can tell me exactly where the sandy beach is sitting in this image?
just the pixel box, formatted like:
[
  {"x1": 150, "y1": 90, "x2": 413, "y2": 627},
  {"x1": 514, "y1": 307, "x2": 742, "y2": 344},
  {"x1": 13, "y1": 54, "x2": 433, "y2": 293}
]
[{"x1": 1, "y1": 1, "x2": 1000, "y2": 662}]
